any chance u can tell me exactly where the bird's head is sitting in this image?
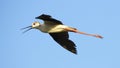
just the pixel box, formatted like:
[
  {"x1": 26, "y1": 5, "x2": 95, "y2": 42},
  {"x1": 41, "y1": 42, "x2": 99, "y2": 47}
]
[
  {"x1": 32, "y1": 21, "x2": 41, "y2": 29},
  {"x1": 21, "y1": 21, "x2": 41, "y2": 33}
]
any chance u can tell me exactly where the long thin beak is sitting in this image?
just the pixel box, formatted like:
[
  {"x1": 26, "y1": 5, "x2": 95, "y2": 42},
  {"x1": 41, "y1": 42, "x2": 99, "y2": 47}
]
[{"x1": 21, "y1": 26, "x2": 32, "y2": 33}]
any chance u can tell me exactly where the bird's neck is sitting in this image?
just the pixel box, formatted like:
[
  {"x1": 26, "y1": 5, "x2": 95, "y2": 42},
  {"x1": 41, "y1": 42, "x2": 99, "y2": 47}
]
[{"x1": 36, "y1": 24, "x2": 53, "y2": 33}]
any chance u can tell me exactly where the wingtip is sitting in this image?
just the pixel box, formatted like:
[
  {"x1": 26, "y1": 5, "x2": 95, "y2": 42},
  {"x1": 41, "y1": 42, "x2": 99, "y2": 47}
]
[
  {"x1": 35, "y1": 17, "x2": 39, "y2": 19},
  {"x1": 73, "y1": 51, "x2": 77, "y2": 55},
  {"x1": 35, "y1": 14, "x2": 52, "y2": 19},
  {"x1": 70, "y1": 49, "x2": 77, "y2": 55}
]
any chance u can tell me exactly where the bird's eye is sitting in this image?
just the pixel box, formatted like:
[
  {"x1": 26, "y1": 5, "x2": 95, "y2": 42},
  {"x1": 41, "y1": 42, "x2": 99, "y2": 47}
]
[{"x1": 33, "y1": 23, "x2": 36, "y2": 25}]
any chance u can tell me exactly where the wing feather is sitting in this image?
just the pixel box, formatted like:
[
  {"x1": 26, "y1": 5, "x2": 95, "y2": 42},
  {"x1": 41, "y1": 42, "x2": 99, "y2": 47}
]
[
  {"x1": 36, "y1": 14, "x2": 63, "y2": 24},
  {"x1": 49, "y1": 32, "x2": 77, "y2": 54}
]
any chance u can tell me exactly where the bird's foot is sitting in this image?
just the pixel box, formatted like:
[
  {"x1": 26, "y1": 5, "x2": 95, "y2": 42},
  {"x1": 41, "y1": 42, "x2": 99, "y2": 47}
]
[{"x1": 93, "y1": 34, "x2": 103, "y2": 39}]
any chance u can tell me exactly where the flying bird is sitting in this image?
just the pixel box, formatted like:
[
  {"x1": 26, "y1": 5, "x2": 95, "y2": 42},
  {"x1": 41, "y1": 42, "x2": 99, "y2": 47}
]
[{"x1": 22, "y1": 14, "x2": 103, "y2": 54}]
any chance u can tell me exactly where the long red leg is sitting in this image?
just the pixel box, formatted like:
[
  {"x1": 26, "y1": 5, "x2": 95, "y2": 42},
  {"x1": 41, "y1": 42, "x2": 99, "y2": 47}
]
[{"x1": 64, "y1": 28, "x2": 103, "y2": 39}]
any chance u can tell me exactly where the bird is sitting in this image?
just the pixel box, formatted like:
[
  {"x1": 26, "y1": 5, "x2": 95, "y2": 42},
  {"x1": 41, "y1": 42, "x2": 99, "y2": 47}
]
[{"x1": 21, "y1": 14, "x2": 103, "y2": 54}]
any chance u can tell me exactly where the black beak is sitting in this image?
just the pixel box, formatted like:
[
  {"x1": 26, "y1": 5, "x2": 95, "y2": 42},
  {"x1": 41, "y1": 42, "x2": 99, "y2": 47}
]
[{"x1": 21, "y1": 26, "x2": 32, "y2": 33}]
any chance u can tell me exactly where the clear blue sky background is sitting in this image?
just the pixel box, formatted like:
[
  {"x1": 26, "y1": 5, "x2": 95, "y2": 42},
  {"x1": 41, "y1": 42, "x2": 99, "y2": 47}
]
[{"x1": 0, "y1": 0, "x2": 120, "y2": 68}]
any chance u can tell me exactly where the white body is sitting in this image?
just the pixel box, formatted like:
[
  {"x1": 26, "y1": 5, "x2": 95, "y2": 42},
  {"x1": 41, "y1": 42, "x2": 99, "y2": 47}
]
[{"x1": 38, "y1": 24, "x2": 69, "y2": 33}]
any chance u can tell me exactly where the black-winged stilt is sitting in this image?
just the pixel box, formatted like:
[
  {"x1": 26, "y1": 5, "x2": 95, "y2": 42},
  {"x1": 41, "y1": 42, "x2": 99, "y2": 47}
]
[{"x1": 22, "y1": 14, "x2": 103, "y2": 54}]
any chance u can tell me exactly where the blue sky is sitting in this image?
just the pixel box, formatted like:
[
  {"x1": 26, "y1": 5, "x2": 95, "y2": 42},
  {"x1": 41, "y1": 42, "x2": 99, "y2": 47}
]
[{"x1": 0, "y1": 0, "x2": 120, "y2": 68}]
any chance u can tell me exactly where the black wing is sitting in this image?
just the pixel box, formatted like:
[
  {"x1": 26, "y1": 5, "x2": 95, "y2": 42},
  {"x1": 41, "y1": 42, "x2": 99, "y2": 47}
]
[
  {"x1": 35, "y1": 14, "x2": 63, "y2": 24},
  {"x1": 49, "y1": 32, "x2": 77, "y2": 54}
]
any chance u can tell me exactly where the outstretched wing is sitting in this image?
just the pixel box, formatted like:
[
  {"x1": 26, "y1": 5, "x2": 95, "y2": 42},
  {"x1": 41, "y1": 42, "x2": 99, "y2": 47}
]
[
  {"x1": 49, "y1": 32, "x2": 77, "y2": 54},
  {"x1": 35, "y1": 14, "x2": 63, "y2": 24}
]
